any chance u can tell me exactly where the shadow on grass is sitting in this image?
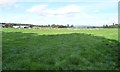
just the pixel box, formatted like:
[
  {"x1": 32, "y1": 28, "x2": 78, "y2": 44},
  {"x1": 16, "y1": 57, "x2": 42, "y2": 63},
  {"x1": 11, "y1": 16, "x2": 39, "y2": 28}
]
[{"x1": 2, "y1": 32, "x2": 120, "y2": 70}]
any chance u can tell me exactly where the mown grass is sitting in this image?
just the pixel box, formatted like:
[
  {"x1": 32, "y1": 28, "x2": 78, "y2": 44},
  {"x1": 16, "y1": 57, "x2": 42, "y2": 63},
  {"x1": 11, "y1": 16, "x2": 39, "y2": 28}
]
[{"x1": 2, "y1": 28, "x2": 119, "y2": 70}]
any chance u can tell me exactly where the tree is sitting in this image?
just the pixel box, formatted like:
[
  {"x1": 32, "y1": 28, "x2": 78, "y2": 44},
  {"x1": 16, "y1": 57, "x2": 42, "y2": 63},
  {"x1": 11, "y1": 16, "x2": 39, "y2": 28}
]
[
  {"x1": 70, "y1": 25, "x2": 74, "y2": 28},
  {"x1": 105, "y1": 25, "x2": 109, "y2": 28},
  {"x1": 67, "y1": 24, "x2": 69, "y2": 28},
  {"x1": 51, "y1": 24, "x2": 56, "y2": 28},
  {"x1": 48, "y1": 24, "x2": 50, "y2": 27},
  {"x1": 5, "y1": 23, "x2": 13, "y2": 28},
  {"x1": 113, "y1": 23, "x2": 115, "y2": 26},
  {"x1": 30, "y1": 25, "x2": 33, "y2": 28}
]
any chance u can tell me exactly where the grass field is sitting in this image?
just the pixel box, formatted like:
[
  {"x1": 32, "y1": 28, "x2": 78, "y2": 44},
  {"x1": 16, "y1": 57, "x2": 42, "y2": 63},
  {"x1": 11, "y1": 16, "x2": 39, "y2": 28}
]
[{"x1": 2, "y1": 28, "x2": 119, "y2": 70}]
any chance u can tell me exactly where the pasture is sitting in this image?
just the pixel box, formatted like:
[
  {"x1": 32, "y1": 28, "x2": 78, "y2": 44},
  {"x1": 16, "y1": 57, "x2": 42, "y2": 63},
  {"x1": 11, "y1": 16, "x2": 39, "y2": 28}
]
[{"x1": 2, "y1": 28, "x2": 119, "y2": 70}]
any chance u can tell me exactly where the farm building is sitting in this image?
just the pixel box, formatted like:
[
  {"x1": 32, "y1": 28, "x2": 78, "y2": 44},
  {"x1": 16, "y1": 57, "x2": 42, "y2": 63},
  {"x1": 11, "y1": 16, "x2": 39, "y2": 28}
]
[
  {"x1": 13, "y1": 26, "x2": 30, "y2": 28},
  {"x1": 0, "y1": 23, "x2": 5, "y2": 28},
  {"x1": 0, "y1": 23, "x2": 32, "y2": 28}
]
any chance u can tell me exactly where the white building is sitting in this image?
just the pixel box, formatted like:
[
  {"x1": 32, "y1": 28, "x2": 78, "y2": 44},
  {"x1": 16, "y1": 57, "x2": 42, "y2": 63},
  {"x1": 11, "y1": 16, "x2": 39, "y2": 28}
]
[
  {"x1": 13, "y1": 26, "x2": 30, "y2": 28},
  {"x1": 13, "y1": 26, "x2": 20, "y2": 28}
]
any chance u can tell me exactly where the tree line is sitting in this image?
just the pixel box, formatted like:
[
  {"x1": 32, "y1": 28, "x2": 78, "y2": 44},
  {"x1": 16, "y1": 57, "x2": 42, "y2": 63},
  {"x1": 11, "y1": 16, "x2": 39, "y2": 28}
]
[
  {"x1": 1, "y1": 23, "x2": 74, "y2": 28},
  {"x1": 32, "y1": 24, "x2": 74, "y2": 28},
  {"x1": 1, "y1": 22, "x2": 119, "y2": 28},
  {"x1": 1, "y1": 23, "x2": 31, "y2": 28},
  {"x1": 103, "y1": 23, "x2": 119, "y2": 28}
]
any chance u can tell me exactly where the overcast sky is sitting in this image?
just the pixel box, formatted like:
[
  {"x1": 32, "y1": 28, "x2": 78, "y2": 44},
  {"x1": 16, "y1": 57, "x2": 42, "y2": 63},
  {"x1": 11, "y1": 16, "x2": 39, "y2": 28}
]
[{"x1": 0, "y1": 0, "x2": 119, "y2": 26}]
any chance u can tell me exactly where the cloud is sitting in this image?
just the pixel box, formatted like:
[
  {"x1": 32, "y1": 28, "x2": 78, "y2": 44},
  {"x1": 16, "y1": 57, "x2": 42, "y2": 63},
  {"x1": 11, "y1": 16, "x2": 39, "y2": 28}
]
[
  {"x1": 14, "y1": 4, "x2": 20, "y2": 8},
  {"x1": 26, "y1": 4, "x2": 83, "y2": 16},
  {"x1": 0, "y1": 0, "x2": 16, "y2": 6},
  {"x1": 13, "y1": 0, "x2": 119, "y2": 3},
  {"x1": 25, "y1": 3, "x2": 117, "y2": 26},
  {"x1": 26, "y1": 5, "x2": 48, "y2": 15}
]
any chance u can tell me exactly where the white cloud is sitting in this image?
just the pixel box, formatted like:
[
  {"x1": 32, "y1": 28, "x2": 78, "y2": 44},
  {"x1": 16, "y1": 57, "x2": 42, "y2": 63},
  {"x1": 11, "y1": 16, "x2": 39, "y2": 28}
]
[
  {"x1": 27, "y1": 4, "x2": 84, "y2": 16},
  {"x1": 49, "y1": 5, "x2": 82, "y2": 15},
  {"x1": 26, "y1": 5, "x2": 48, "y2": 15},
  {"x1": 14, "y1": 4, "x2": 20, "y2": 8},
  {"x1": 24, "y1": 3, "x2": 118, "y2": 26},
  {"x1": 0, "y1": 0, "x2": 16, "y2": 5},
  {"x1": 0, "y1": 0, "x2": 19, "y2": 8},
  {"x1": 14, "y1": 0, "x2": 120, "y2": 3}
]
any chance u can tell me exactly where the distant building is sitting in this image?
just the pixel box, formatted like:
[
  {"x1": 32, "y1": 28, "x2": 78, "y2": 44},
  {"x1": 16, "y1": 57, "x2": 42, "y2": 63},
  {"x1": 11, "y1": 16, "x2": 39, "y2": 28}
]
[
  {"x1": 13, "y1": 26, "x2": 30, "y2": 28},
  {"x1": 13, "y1": 26, "x2": 19, "y2": 28},
  {"x1": 0, "y1": 23, "x2": 5, "y2": 28},
  {"x1": 1, "y1": 23, "x2": 32, "y2": 28}
]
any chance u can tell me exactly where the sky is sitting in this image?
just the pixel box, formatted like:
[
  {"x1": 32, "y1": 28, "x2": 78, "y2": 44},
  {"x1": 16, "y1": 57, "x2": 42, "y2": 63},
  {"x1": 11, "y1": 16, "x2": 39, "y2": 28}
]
[{"x1": 0, "y1": 0, "x2": 119, "y2": 26}]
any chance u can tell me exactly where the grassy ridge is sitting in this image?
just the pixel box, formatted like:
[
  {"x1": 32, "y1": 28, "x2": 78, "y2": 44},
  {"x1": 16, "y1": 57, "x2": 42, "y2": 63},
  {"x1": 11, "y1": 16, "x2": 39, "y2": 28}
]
[{"x1": 2, "y1": 28, "x2": 119, "y2": 70}]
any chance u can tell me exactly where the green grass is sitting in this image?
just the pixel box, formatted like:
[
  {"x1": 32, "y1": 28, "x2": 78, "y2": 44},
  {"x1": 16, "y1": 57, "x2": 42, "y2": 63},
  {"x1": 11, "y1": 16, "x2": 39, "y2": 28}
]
[
  {"x1": 2, "y1": 28, "x2": 119, "y2": 70},
  {"x1": 2, "y1": 28, "x2": 118, "y2": 40}
]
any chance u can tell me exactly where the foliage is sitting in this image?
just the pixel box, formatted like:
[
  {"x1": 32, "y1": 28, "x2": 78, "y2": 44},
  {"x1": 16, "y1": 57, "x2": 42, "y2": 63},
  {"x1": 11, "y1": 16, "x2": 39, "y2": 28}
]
[{"x1": 103, "y1": 23, "x2": 119, "y2": 28}]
